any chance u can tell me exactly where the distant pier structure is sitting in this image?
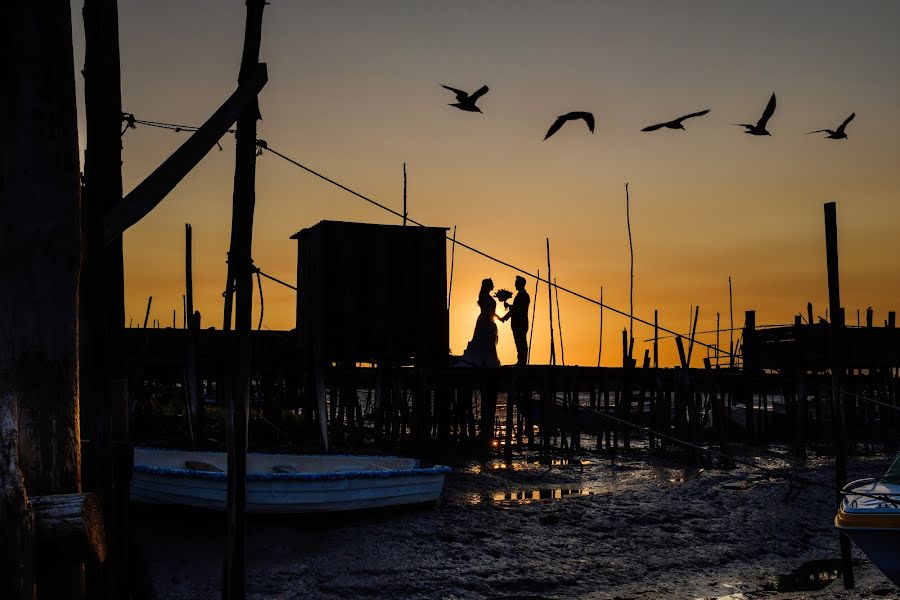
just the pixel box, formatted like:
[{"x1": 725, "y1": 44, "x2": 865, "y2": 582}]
[
  {"x1": 118, "y1": 217, "x2": 899, "y2": 460},
  {"x1": 291, "y1": 220, "x2": 450, "y2": 367}
]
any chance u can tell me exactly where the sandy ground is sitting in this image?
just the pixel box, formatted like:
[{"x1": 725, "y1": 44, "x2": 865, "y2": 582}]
[{"x1": 133, "y1": 449, "x2": 899, "y2": 600}]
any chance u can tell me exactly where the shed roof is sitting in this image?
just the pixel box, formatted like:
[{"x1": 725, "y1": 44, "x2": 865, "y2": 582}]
[{"x1": 290, "y1": 220, "x2": 449, "y2": 240}]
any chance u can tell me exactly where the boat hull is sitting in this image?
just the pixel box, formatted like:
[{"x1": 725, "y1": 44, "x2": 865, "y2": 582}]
[
  {"x1": 131, "y1": 448, "x2": 449, "y2": 514},
  {"x1": 835, "y1": 524, "x2": 900, "y2": 587},
  {"x1": 835, "y1": 477, "x2": 900, "y2": 587}
]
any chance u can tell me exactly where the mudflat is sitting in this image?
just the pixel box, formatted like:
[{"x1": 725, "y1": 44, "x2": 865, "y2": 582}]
[{"x1": 133, "y1": 451, "x2": 897, "y2": 599}]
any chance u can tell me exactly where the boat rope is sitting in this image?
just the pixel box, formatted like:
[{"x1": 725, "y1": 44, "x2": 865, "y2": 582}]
[{"x1": 121, "y1": 112, "x2": 741, "y2": 359}]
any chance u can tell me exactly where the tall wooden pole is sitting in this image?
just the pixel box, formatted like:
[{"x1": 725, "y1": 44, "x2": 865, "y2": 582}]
[
  {"x1": 597, "y1": 287, "x2": 604, "y2": 367},
  {"x1": 402, "y1": 163, "x2": 407, "y2": 226},
  {"x1": 686, "y1": 305, "x2": 699, "y2": 367},
  {"x1": 728, "y1": 277, "x2": 734, "y2": 368},
  {"x1": 185, "y1": 224, "x2": 200, "y2": 446},
  {"x1": 82, "y1": 0, "x2": 129, "y2": 595},
  {"x1": 447, "y1": 226, "x2": 456, "y2": 312},
  {"x1": 2, "y1": 1, "x2": 83, "y2": 596},
  {"x1": 3, "y1": 0, "x2": 82, "y2": 502},
  {"x1": 527, "y1": 270, "x2": 539, "y2": 365},
  {"x1": 554, "y1": 278, "x2": 565, "y2": 367},
  {"x1": 626, "y1": 183, "x2": 634, "y2": 357},
  {"x1": 223, "y1": 2, "x2": 266, "y2": 599},
  {"x1": 653, "y1": 309, "x2": 658, "y2": 369},
  {"x1": 824, "y1": 201, "x2": 854, "y2": 589},
  {"x1": 546, "y1": 239, "x2": 556, "y2": 366}
]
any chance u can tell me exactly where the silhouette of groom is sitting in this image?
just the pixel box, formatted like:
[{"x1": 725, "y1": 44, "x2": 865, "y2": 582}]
[{"x1": 500, "y1": 275, "x2": 530, "y2": 366}]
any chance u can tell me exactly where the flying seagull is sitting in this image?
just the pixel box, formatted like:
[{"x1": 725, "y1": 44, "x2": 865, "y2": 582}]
[
  {"x1": 543, "y1": 111, "x2": 595, "y2": 140},
  {"x1": 806, "y1": 113, "x2": 855, "y2": 139},
  {"x1": 641, "y1": 109, "x2": 710, "y2": 132},
  {"x1": 734, "y1": 93, "x2": 777, "y2": 136},
  {"x1": 441, "y1": 84, "x2": 489, "y2": 113}
]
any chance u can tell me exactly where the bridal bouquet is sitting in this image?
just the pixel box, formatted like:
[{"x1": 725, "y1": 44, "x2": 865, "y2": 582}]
[{"x1": 494, "y1": 289, "x2": 513, "y2": 303}]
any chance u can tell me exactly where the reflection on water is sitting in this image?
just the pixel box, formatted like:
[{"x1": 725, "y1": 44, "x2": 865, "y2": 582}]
[
  {"x1": 465, "y1": 458, "x2": 591, "y2": 475},
  {"x1": 467, "y1": 488, "x2": 596, "y2": 504}
]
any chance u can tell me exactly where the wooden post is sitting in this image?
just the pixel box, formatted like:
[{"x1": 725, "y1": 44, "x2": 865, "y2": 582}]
[
  {"x1": 554, "y1": 278, "x2": 565, "y2": 367},
  {"x1": 715, "y1": 312, "x2": 720, "y2": 368},
  {"x1": 185, "y1": 224, "x2": 200, "y2": 446},
  {"x1": 447, "y1": 226, "x2": 456, "y2": 312},
  {"x1": 527, "y1": 270, "x2": 539, "y2": 365},
  {"x1": 728, "y1": 277, "x2": 735, "y2": 368},
  {"x1": 81, "y1": 1, "x2": 130, "y2": 593},
  {"x1": 2, "y1": 0, "x2": 82, "y2": 502},
  {"x1": 598, "y1": 287, "x2": 604, "y2": 367},
  {"x1": 2, "y1": 3, "x2": 84, "y2": 596},
  {"x1": 625, "y1": 183, "x2": 634, "y2": 351},
  {"x1": 824, "y1": 201, "x2": 854, "y2": 589},
  {"x1": 686, "y1": 305, "x2": 699, "y2": 367},
  {"x1": 0, "y1": 393, "x2": 35, "y2": 600},
  {"x1": 546, "y1": 239, "x2": 556, "y2": 366},
  {"x1": 142, "y1": 297, "x2": 152, "y2": 329},
  {"x1": 402, "y1": 163, "x2": 407, "y2": 226},
  {"x1": 223, "y1": 2, "x2": 266, "y2": 599},
  {"x1": 653, "y1": 309, "x2": 658, "y2": 369}
]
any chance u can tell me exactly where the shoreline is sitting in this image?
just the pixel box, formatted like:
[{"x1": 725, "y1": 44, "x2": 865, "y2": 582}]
[{"x1": 133, "y1": 449, "x2": 897, "y2": 599}]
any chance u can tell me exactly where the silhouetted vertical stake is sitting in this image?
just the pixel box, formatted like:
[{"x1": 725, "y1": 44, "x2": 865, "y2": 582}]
[
  {"x1": 185, "y1": 224, "x2": 199, "y2": 447},
  {"x1": 824, "y1": 201, "x2": 854, "y2": 589},
  {"x1": 402, "y1": 163, "x2": 407, "y2": 226},
  {"x1": 686, "y1": 306, "x2": 699, "y2": 367},
  {"x1": 554, "y1": 278, "x2": 565, "y2": 367},
  {"x1": 653, "y1": 309, "x2": 658, "y2": 369},
  {"x1": 447, "y1": 226, "x2": 456, "y2": 313},
  {"x1": 716, "y1": 312, "x2": 720, "y2": 368},
  {"x1": 223, "y1": 2, "x2": 266, "y2": 600},
  {"x1": 143, "y1": 297, "x2": 152, "y2": 329},
  {"x1": 625, "y1": 183, "x2": 634, "y2": 358},
  {"x1": 728, "y1": 277, "x2": 734, "y2": 368},
  {"x1": 546, "y1": 239, "x2": 556, "y2": 366},
  {"x1": 527, "y1": 270, "x2": 539, "y2": 365},
  {"x1": 597, "y1": 287, "x2": 604, "y2": 367}
]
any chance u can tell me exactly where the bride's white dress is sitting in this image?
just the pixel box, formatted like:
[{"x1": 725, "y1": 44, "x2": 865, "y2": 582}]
[{"x1": 456, "y1": 293, "x2": 500, "y2": 368}]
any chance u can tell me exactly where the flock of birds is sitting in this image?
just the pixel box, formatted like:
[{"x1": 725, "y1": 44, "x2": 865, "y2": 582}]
[{"x1": 441, "y1": 85, "x2": 856, "y2": 141}]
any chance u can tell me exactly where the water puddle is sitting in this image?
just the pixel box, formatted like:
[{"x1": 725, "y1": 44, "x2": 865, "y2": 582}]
[
  {"x1": 766, "y1": 559, "x2": 842, "y2": 592},
  {"x1": 465, "y1": 458, "x2": 590, "y2": 474},
  {"x1": 468, "y1": 488, "x2": 596, "y2": 504}
]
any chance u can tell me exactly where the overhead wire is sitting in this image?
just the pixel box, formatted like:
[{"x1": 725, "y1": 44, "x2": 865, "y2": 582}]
[{"x1": 120, "y1": 112, "x2": 748, "y2": 358}]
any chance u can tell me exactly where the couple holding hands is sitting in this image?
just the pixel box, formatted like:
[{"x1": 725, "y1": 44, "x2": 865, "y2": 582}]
[{"x1": 456, "y1": 275, "x2": 530, "y2": 368}]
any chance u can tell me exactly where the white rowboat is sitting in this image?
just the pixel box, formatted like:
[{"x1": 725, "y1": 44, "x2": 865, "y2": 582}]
[{"x1": 131, "y1": 447, "x2": 450, "y2": 513}]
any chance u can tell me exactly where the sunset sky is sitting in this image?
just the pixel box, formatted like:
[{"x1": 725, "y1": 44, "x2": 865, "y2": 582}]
[{"x1": 70, "y1": 0, "x2": 900, "y2": 367}]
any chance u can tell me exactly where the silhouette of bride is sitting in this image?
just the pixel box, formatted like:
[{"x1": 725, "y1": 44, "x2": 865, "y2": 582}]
[{"x1": 456, "y1": 278, "x2": 500, "y2": 368}]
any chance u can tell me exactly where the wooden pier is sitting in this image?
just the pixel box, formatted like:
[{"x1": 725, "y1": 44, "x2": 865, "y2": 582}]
[{"x1": 121, "y1": 312, "x2": 900, "y2": 460}]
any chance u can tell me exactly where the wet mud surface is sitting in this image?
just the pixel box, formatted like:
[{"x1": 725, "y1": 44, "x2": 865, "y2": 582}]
[{"x1": 133, "y1": 450, "x2": 898, "y2": 599}]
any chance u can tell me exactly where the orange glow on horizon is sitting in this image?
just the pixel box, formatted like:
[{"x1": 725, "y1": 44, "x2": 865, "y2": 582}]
[{"x1": 74, "y1": 2, "x2": 899, "y2": 367}]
